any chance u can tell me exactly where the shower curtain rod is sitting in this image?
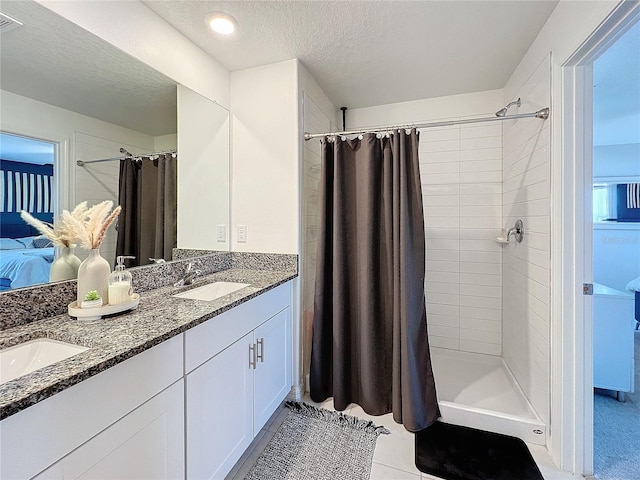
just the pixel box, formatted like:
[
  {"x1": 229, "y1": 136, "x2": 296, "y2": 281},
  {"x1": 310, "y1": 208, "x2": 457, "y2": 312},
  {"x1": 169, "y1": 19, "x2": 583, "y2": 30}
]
[
  {"x1": 76, "y1": 149, "x2": 177, "y2": 167},
  {"x1": 303, "y1": 107, "x2": 549, "y2": 140}
]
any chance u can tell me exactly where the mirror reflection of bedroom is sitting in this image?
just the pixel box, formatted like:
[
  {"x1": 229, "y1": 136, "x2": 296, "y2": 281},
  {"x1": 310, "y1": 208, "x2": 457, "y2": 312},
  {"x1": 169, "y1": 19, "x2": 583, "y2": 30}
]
[{"x1": 0, "y1": 132, "x2": 57, "y2": 290}]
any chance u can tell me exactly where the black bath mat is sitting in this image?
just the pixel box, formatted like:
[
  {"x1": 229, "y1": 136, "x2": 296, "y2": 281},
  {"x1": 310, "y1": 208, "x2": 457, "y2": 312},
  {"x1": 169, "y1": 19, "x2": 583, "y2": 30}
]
[{"x1": 415, "y1": 421, "x2": 544, "y2": 480}]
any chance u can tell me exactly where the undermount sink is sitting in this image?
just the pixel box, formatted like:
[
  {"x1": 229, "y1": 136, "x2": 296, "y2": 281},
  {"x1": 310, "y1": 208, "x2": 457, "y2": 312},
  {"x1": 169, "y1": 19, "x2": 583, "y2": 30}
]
[
  {"x1": 172, "y1": 281, "x2": 251, "y2": 301},
  {"x1": 0, "y1": 339, "x2": 89, "y2": 385}
]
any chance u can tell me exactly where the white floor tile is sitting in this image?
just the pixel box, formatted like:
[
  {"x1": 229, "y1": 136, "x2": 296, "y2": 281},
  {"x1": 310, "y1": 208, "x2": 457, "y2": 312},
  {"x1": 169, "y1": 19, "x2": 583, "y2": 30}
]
[
  {"x1": 374, "y1": 428, "x2": 422, "y2": 475},
  {"x1": 231, "y1": 399, "x2": 583, "y2": 480},
  {"x1": 370, "y1": 462, "x2": 421, "y2": 479},
  {"x1": 348, "y1": 405, "x2": 404, "y2": 433},
  {"x1": 348, "y1": 405, "x2": 421, "y2": 476}
]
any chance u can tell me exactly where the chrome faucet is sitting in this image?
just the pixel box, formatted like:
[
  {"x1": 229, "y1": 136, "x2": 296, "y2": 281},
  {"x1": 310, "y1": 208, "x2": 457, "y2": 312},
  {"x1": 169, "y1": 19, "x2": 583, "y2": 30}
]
[{"x1": 174, "y1": 262, "x2": 201, "y2": 287}]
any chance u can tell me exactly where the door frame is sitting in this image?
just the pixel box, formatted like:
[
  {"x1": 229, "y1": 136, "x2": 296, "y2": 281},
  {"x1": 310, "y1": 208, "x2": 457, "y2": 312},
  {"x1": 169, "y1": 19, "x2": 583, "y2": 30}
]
[
  {"x1": 553, "y1": 2, "x2": 640, "y2": 474},
  {"x1": 0, "y1": 130, "x2": 71, "y2": 216}
]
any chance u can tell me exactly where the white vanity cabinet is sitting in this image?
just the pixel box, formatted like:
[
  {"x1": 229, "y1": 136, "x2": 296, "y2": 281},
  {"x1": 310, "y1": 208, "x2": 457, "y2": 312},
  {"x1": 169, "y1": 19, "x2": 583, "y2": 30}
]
[
  {"x1": 0, "y1": 280, "x2": 293, "y2": 480},
  {"x1": 35, "y1": 380, "x2": 185, "y2": 480},
  {"x1": 0, "y1": 335, "x2": 184, "y2": 480},
  {"x1": 185, "y1": 282, "x2": 292, "y2": 480}
]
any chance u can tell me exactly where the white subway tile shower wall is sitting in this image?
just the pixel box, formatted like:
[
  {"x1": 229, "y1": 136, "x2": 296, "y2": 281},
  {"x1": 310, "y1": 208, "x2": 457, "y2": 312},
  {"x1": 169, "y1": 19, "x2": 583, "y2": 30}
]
[
  {"x1": 422, "y1": 121, "x2": 503, "y2": 356},
  {"x1": 348, "y1": 90, "x2": 505, "y2": 357},
  {"x1": 301, "y1": 94, "x2": 332, "y2": 318},
  {"x1": 75, "y1": 133, "x2": 152, "y2": 267},
  {"x1": 502, "y1": 54, "x2": 551, "y2": 425}
]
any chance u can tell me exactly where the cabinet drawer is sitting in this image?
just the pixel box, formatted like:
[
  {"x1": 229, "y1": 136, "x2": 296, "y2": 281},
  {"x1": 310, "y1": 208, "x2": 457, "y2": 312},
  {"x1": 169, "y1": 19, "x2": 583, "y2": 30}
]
[
  {"x1": 0, "y1": 335, "x2": 183, "y2": 480},
  {"x1": 35, "y1": 380, "x2": 185, "y2": 480},
  {"x1": 185, "y1": 282, "x2": 291, "y2": 373}
]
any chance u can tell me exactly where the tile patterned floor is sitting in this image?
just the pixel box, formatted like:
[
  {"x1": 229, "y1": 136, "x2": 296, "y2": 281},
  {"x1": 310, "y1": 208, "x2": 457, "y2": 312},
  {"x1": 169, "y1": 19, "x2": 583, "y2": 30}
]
[{"x1": 226, "y1": 395, "x2": 581, "y2": 480}]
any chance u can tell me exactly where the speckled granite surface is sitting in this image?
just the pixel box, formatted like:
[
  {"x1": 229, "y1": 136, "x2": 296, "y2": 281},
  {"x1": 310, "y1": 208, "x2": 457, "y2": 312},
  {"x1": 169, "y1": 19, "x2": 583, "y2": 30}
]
[
  {"x1": 0, "y1": 280, "x2": 78, "y2": 330},
  {"x1": 172, "y1": 248, "x2": 226, "y2": 260},
  {"x1": 130, "y1": 252, "x2": 232, "y2": 292},
  {"x1": 231, "y1": 252, "x2": 298, "y2": 271},
  {"x1": 0, "y1": 251, "x2": 288, "y2": 330},
  {"x1": 0, "y1": 257, "x2": 298, "y2": 420}
]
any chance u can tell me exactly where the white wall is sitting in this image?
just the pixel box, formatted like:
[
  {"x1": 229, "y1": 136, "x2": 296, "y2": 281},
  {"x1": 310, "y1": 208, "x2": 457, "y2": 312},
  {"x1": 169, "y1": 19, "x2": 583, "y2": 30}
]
[
  {"x1": 230, "y1": 60, "x2": 299, "y2": 253},
  {"x1": 154, "y1": 134, "x2": 178, "y2": 152},
  {"x1": 37, "y1": 0, "x2": 230, "y2": 109},
  {"x1": 593, "y1": 143, "x2": 640, "y2": 178},
  {"x1": 349, "y1": 90, "x2": 504, "y2": 356},
  {"x1": 502, "y1": 54, "x2": 552, "y2": 427},
  {"x1": 177, "y1": 85, "x2": 230, "y2": 251}
]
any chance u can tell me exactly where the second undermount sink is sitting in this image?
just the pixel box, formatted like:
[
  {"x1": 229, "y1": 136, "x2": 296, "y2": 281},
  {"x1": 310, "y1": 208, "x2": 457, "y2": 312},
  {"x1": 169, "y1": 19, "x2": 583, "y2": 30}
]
[
  {"x1": 0, "y1": 338, "x2": 89, "y2": 385},
  {"x1": 172, "y1": 281, "x2": 251, "y2": 301}
]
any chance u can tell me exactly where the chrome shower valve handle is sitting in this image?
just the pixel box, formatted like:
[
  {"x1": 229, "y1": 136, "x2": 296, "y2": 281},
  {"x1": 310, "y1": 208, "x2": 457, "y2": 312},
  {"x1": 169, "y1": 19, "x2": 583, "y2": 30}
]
[{"x1": 506, "y1": 219, "x2": 525, "y2": 243}]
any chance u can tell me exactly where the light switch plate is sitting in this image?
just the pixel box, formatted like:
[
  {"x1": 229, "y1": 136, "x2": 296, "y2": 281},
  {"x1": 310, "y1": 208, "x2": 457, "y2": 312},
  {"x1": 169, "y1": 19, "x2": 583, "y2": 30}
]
[
  {"x1": 216, "y1": 225, "x2": 226, "y2": 242},
  {"x1": 237, "y1": 225, "x2": 247, "y2": 243}
]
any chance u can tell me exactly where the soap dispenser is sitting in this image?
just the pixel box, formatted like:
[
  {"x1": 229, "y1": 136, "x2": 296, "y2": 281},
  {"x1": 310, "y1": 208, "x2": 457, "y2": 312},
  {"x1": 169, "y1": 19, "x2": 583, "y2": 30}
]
[{"x1": 108, "y1": 256, "x2": 135, "y2": 305}]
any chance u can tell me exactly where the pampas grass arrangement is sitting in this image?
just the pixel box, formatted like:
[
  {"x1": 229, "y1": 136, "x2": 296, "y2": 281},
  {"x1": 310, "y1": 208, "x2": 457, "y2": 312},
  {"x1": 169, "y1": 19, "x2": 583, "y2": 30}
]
[
  {"x1": 20, "y1": 200, "x2": 121, "y2": 250},
  {"x1": 61, "y1": 200, "x2": 121, "y2": 250},
  {"x1": 20, "y1": 202, "x2": 86, "y2": 248}
]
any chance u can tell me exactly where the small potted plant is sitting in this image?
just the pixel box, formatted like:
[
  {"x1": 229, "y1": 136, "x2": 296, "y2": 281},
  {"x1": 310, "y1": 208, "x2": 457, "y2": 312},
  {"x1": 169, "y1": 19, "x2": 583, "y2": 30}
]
[{"x1": 81, "y1": 290, "x2": 103, "y2": 309}]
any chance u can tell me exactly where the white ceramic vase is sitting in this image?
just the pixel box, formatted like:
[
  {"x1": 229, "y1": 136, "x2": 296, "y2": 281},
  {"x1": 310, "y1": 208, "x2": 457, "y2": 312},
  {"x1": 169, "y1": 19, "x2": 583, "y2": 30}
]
[
  {"x1": 77, "y1": 248, "x2": 111, "y2": 306},
  {"x1": 49, "y1": 247, "x2": 81, "y2": 282}
]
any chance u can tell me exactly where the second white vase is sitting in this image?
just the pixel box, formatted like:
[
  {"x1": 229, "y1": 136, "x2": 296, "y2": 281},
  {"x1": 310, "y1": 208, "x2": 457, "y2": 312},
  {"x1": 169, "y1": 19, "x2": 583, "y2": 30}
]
[
  {"x1": 77, "y1": 249, "x2": 111, "y2": 306},
  {"x1": 50, "y1": 247, "x2": 81, "y2": 282}
]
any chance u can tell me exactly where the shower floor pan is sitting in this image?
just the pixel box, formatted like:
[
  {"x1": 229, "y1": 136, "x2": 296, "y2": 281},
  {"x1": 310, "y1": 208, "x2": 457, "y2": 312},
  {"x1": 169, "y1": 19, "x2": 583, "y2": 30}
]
[{"x1": 431, "y1": 347, "x2": 546, "y2": 445}]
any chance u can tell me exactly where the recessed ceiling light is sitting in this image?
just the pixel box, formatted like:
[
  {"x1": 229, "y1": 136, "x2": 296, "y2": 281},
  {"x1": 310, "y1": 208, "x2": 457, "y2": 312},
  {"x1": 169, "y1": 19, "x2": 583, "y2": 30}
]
[{"x1": 205, "y1": 12, "x2": 237, "y2": 35}]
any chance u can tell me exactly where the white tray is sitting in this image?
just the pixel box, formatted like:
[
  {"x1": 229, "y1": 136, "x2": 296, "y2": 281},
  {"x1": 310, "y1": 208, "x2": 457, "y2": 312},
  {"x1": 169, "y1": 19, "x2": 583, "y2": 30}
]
[{"x1": 68, "y1": 293, "x2": 140, "y2": 320}]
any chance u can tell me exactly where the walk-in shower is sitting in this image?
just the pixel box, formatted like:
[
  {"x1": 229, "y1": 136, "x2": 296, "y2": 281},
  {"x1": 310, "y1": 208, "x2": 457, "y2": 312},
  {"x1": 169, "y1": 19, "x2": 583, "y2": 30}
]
[{"x1": 431, "y1": 348, "x2": 546, "y2": 445}]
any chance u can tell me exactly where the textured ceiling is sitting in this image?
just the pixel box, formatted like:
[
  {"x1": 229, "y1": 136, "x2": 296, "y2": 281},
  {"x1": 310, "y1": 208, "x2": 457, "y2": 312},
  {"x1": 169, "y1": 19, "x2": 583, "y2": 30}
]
[
  {"x1": 0, "y1": 1, "x2": 177, "y2": 136},
  {"x1": 143, "y1": 0, "x2": 559, "y2": 109}
]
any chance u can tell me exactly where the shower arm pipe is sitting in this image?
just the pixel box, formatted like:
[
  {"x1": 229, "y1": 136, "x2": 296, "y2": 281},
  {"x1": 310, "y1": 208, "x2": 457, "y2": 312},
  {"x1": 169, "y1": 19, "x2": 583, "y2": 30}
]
[
  {"x1": 303, "y1": 107, "x2": 549, "y2": 140},
  {"x1": 76, "y1": 149, "x2": 177, "y2": 166}
]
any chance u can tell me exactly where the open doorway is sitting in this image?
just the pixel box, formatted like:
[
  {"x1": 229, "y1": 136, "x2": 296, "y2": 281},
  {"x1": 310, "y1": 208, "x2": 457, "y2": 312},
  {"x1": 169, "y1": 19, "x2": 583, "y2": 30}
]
[
  {"x1": 590, "y1": 19, "x2": 640, "y2": 480},
  {"x1": 0, "y1": 131, "x2": 57, "y2": 289}
]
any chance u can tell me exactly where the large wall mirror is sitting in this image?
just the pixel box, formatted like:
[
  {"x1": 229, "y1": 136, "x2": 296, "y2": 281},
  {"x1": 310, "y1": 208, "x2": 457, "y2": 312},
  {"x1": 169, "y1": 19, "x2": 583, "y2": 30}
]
[{"x1": 0, "y1": 0, "x2": 230, "y2": 291}]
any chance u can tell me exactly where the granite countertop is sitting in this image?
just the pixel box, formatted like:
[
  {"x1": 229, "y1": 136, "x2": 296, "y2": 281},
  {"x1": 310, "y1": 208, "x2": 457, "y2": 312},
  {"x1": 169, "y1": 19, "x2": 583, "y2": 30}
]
[{"x1": 0, "y1": 268, "x2": 297, "y2": 420}]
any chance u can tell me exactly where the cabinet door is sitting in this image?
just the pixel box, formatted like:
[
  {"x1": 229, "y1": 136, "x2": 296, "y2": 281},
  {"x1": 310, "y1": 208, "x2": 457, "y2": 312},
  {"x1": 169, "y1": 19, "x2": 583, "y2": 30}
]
[
  {"x1": 35, "y1": 380, "x2": 185, "y2": 480},
  {"x1": 186, "y1": 332, "x2": 254, "y2": 480},
  {"x1": 253, "y1": 307, "x2": 292, "y2": 432}
]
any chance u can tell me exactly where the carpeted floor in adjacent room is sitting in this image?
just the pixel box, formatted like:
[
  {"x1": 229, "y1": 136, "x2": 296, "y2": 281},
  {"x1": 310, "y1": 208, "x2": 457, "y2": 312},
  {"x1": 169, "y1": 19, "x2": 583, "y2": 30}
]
[{"x1": 593, "y1": 331, "x2": 640, "y2": 480}]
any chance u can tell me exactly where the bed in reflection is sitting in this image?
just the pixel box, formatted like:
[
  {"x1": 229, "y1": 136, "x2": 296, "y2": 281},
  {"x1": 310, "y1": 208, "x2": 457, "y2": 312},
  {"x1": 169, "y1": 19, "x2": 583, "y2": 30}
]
[
  {"x1": 0, "y1": 156, "x2": 55, "y2": 290},
  {"x1": 0, "y1": 236, "x2": 54, "y2": 290}
]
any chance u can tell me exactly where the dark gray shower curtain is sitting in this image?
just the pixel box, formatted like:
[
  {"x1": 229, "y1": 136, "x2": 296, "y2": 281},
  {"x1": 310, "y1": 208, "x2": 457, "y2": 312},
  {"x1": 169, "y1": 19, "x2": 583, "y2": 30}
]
[
  {"x1": 309, "y1": 129, "x2": 439, "y2": 432},
  {"x1": 116, "y1": 154, "x2": 177, "y2": 265}
]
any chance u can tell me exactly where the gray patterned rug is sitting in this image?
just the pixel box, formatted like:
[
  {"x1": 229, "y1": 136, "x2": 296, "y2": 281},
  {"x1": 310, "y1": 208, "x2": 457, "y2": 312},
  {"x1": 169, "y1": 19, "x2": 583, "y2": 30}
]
[{"x1": 245, "y1": 401, "x2": 390, "y2": 480}]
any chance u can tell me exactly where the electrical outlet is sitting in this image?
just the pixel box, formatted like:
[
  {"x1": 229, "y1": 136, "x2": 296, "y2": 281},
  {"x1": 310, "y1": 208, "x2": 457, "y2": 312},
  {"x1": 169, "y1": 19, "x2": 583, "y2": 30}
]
[
  {"x1": 237, "y1": 225, "x2": 247, "y2": 243},
  {"x1": 216, "y1": 225, "x2": 226, "y2": 242}
]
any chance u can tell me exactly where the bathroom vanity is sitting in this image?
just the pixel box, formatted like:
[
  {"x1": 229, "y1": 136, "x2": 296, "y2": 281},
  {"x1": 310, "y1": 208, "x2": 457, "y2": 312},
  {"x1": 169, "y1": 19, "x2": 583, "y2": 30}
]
[{"x1": 0, "y1": 260, "x2": 296, "y2": 480}]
